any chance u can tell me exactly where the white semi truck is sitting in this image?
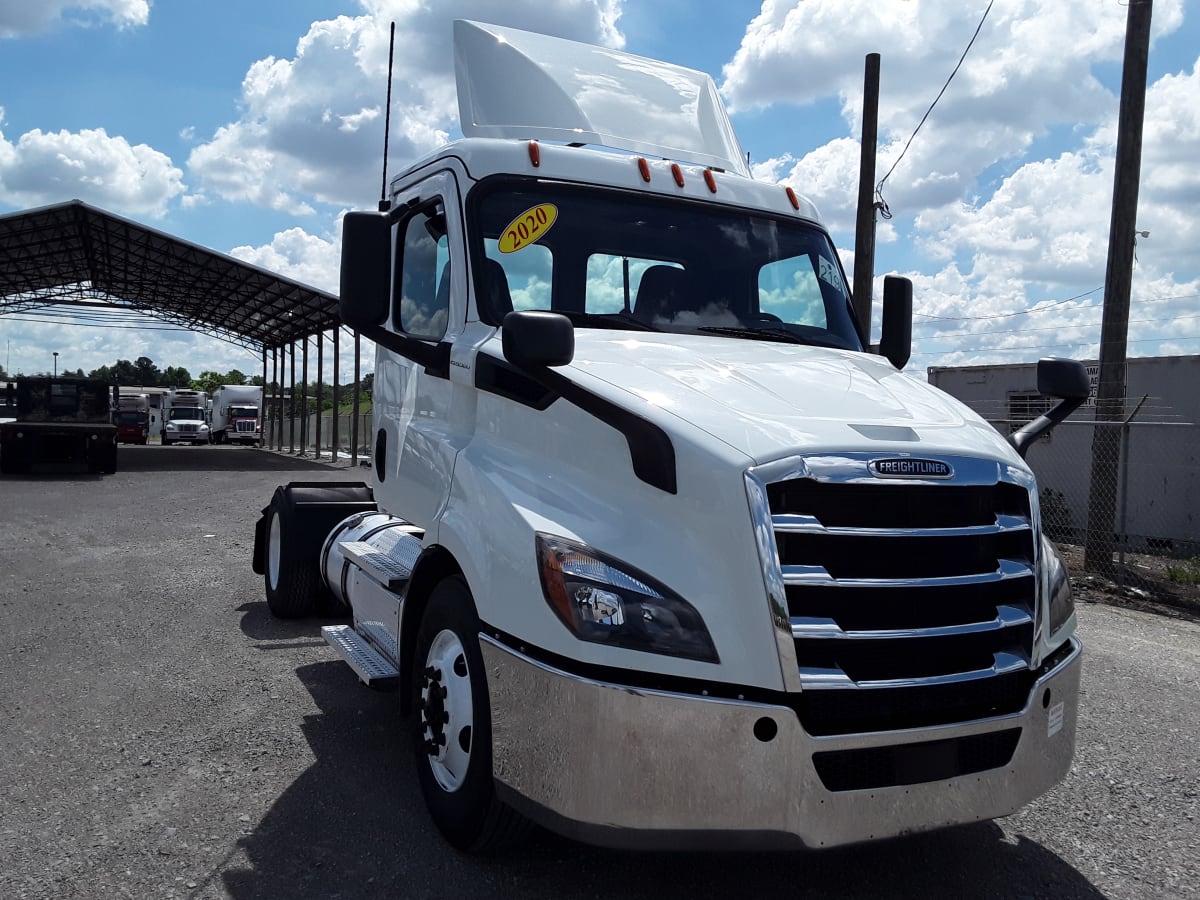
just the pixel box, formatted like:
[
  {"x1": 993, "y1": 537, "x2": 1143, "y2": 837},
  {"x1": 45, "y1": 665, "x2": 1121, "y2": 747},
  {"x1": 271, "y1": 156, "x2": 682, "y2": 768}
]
[
  {"x1": 210, "y1": 385, "x2": 263, "y2": 445},
  {"x1": 253, "y1": 21, "x2": 1089, "y2": 853},
  {"x1": 162, "y1": 388, "x2": 209, "y2": 445}
]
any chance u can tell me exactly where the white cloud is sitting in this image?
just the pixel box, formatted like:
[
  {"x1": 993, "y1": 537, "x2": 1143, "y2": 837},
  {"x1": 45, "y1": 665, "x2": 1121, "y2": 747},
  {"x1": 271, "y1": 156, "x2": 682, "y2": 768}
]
[
  {"x1": 723, "y1": 0, "x2": 1185, "y2": 217},
  {"x1": 229, "y1": 225, "x2": 341, "y2": 295},
  {"x1": 186, "y1": 1, "x2": 626, "y2": 213},
  {"x1": 0, "y1": 0, "x2": 149, "y2": 37},
  {"x1": 0, "y1": 122, "x2": 185, "y2": 217}
]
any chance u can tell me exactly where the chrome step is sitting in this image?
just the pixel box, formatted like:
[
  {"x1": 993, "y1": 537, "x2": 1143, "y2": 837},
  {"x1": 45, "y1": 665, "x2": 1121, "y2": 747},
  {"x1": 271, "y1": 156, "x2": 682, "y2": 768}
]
[
  {"x1": 322, "y1": 624, "x2": 399, "y2": 687},
  {"x1": 338, "y1": 539, "x2": 413, "y2": 590}
]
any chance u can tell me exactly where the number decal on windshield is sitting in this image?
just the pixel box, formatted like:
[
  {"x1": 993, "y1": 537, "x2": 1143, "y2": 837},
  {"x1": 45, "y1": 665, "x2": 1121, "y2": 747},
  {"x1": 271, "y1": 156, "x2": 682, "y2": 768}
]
[{"x1": 498, "y1": 204, "x2": 558, "y2": 254}]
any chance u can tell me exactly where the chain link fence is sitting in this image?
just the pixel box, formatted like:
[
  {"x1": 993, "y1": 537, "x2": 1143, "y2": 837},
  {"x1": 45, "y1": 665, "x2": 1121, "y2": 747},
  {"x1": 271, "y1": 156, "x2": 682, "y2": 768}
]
[
  {"x1": 262, "y1": 411, "x2": 373, "y2": 460},
  {"x1": 1019, "y1": 417, "x2": 1200, "y2": 607}
]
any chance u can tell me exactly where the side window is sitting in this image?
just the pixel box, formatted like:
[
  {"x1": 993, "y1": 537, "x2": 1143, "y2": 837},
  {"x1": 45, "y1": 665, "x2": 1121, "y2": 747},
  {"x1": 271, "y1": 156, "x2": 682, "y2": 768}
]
[
  {"x1": 393, "y1": 203, "x2": 450, "y2": 339},
  {"x1": 758, "y1": 255, "x2": 830, "y2": 328},
  {"x1": 584, "y1": 255, "x2": 681, "y2": 314}
]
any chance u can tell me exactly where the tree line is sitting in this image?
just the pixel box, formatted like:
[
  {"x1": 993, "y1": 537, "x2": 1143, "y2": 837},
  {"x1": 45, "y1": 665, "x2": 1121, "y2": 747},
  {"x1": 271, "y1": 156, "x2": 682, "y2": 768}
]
[{"x1": 1, "y1": 356, "x2": 373, "y2": 411}]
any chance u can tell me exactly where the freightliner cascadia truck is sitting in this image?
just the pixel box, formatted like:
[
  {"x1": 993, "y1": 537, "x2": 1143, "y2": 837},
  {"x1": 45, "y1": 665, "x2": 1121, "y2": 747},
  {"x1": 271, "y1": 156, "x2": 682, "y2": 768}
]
[{"x1": 253, "y1": 20, "x2": 1090, "y2": 852}]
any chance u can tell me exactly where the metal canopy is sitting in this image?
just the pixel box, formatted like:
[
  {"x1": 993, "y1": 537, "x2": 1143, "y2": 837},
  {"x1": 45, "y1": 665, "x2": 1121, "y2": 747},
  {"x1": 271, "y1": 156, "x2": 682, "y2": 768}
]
[{"x1": 0, "y1": 200, "x2": 339, "y2": 352}]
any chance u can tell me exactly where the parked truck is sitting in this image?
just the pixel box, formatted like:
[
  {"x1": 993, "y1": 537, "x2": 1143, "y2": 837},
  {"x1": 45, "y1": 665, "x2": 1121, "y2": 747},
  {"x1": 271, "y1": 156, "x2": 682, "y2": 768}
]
[
  {"x1": 162, "y1": 388, "x2": 210, "y2": 445},
  {"x1": 210, "y1": 385, "x2": 262, "y2": 445},
  {"x1": 114, "y1": 393, "x2": 151, "y2": 445},
  {"x1": 252, "y1": 21, "x2": 1089, "y2": 853},
  {"x1": 1, "y1": 376, "x2": 118, "y2": 474}
]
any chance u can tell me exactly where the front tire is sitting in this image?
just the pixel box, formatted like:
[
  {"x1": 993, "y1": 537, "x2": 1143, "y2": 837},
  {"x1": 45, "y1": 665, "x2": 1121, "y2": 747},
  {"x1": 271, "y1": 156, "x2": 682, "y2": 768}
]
[
  {"x1": 263, "y1": 491, "x2": 324, "y2": 618},
  {"x1": 413, "y1": 576, "x2": 531, "y2": 852}
]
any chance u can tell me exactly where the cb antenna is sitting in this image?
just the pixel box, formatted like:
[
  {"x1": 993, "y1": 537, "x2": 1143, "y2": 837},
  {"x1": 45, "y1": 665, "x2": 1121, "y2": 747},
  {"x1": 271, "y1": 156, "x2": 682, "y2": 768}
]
[{"x1": 378, "y1": 21, "x2": 396, "y2": 212}]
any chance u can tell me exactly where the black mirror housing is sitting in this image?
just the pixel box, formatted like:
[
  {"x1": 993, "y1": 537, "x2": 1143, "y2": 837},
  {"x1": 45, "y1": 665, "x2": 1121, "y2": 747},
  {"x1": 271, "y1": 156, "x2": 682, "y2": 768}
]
[
  {"x1": 1008, "y1": 357, "x2": 1090, "y2": 459},
  {"x1": 502, "y1": 311, "x2": 575, "y2": 369},
  {"x1": 339, "y1": 211, "x2": 392, "y2": 330},
  {"x1": 879, "y1": 275, "x2": 912, "y2": 370},
  {"x1": 1037, "y1": 357, "x2": 1089, "y2": 400}
]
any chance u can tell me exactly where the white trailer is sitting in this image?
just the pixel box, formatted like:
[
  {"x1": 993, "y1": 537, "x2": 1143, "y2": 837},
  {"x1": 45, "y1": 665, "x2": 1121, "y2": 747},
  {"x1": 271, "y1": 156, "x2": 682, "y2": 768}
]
[
  {"x1": 210, "y1": 385, "x2": 262, "y2": 445},
  {"x1": 253, "y1": 21, "x2": 1088, "y2": 854},
  {"x1": 162, "y1": 388, "x2": 209, "y2": 445}
]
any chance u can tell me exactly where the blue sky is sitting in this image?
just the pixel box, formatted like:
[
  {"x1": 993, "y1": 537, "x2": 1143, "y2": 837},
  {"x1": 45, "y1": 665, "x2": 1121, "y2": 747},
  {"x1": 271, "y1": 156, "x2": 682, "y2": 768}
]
[{"x1": 1, "y1": 0, "x2": 1198, "y2": 382}]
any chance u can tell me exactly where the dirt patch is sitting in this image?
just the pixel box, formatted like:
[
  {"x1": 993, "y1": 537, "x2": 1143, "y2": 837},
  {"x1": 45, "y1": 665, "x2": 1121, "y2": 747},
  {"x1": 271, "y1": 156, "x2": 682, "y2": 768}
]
[{"x1": 1060, "y1": 543, "x2": 1200, "y2": 624}]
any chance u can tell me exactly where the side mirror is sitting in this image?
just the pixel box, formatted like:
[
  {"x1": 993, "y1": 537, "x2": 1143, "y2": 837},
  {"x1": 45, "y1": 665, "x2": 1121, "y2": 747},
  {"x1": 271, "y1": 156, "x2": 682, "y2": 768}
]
[
  {"x1": 878, "y1": 275, "x2": 912, "y2": 370},
  {"x1": 339, "y1": 211, "x2": 392, "y2": 330},
  {"x1": 1008, "y1": 357, "x2": 1090, "y2": 459},
  {"x1": 502, "y1": 311, "x2": 574, "y2": 369},
  {"x1": 1036, "y1": 357, "x2": 1089, "y2": 401}
]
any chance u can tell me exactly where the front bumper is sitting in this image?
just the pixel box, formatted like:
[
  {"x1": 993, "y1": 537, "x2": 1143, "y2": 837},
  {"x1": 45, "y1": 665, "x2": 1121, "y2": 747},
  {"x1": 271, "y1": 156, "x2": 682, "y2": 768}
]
[{"x1": 483, "y1": 635, "x2": 1081, "y2": 850}]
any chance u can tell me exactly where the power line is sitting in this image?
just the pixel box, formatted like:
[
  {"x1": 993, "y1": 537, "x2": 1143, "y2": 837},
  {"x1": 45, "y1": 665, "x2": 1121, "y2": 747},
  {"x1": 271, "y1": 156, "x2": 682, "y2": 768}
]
[
  {"x1": 911, "y1": 332, "x2": 1200, "y2": 358},
  {"x1": 918, "y1": 311, "x2": 1200, "y2": 341},
  {"x1": 876, "y1": 0, "x2": 995, "y2": 208},
  {"x1": 913, "y1": 288, "x2": 1200, "y2": 322}
]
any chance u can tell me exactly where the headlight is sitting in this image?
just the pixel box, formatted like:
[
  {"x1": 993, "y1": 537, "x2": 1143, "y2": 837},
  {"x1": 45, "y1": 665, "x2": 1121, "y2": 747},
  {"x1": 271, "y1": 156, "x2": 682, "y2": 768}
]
[
  {"x1": 1041, "y1": 534, "x2": 1075, "y2": 637},
  {"x1": 166, "y1": 423, "x2": 177, "y2": 430},
  {"x1": 536, "y1": 534, "x2": 719, "y2": 663}
]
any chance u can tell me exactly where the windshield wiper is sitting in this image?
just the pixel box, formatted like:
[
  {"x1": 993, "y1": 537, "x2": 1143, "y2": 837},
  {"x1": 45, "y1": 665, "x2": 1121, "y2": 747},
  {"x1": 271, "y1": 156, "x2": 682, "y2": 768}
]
[
  {"x1": 555, "y1": 310, "x2": 661, "y2": 332},
  {"x1": 697, "y1": 325, "x2": 807, "y2": 344},
  {"x1": 697, "y1": 325, "x2": 855, "y2": 350}
]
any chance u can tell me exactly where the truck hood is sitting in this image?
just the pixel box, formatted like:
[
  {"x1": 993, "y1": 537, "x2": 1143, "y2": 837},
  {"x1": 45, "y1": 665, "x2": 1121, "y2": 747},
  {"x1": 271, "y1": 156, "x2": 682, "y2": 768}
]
[{"x1": 565, "y1": 331, "x2": 1018, "y2": 464}]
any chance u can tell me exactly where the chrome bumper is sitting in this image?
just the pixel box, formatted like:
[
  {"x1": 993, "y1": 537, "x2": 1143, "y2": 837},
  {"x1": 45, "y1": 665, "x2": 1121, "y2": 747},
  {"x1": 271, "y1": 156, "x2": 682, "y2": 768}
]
[{"x1": 482, "y1": 635, "x2": 1081, "y2": 849}]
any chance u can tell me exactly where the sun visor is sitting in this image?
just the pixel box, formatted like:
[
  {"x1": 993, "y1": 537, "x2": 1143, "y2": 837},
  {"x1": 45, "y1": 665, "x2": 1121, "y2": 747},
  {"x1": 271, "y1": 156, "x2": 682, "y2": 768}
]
[{"x1": 453, "y1": 20, "x2": 750, "y2": 177}]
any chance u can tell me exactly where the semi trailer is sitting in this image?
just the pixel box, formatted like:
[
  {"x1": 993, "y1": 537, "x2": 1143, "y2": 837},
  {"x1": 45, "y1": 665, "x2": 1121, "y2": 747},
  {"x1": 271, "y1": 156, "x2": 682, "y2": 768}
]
[
  {"x1": 0, "y1": 376, "x2": 118, "y2": 474},
  {"x1": 253, "y1": 20, "x2": 1089, "y2": 853}
]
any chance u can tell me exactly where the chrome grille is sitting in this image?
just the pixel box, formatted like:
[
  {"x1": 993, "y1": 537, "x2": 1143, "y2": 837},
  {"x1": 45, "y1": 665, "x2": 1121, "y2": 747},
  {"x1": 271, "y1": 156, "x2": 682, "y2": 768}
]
[
  {"x1": 234, "y1": 420, "x2": 257, "y2": 432},
  {"x1": 753, "y1": 455, "x2": 1039, "y2": 736}
]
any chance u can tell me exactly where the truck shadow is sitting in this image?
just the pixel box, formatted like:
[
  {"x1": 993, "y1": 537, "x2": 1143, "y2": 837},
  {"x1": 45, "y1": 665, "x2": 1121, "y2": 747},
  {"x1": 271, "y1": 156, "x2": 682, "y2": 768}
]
[{"x1": 219, "y1": 662, "x2": 1110, "y2": 900}]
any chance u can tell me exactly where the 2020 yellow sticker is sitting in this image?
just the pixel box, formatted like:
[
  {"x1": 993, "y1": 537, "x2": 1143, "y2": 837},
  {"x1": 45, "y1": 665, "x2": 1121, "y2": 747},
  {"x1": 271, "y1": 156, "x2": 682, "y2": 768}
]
[{"x1": 498, "y1": 204, "x2": 558, "y2": 254}]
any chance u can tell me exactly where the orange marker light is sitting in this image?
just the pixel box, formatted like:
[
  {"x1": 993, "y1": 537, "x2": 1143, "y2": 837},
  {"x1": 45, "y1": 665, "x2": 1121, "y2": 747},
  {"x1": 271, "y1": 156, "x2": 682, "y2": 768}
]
[
  {"x1": 785, "y1": 187, "x2": 800, "y2": 210},
  {"x1": 528, "y1": 140, "x2": 541, "y2": 167},
  {"x1": 671, "y1": 163, "x2": 685, "y2": 187},
  {"x1": 637, "y1": 158, "x2": 651, "y2": 182},
  {"x1": 703, "y1": 169, "x2": 717, "y2": 193}
]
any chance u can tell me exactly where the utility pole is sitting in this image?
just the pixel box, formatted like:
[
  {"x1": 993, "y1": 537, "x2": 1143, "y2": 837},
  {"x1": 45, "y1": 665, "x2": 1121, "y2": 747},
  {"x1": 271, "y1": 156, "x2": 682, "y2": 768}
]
[
  {"x1": 1084, "y1": 0, "x2": 1153, "y2": 573},
  {"x1": 853, "y1": 53, "x2": 881, "y2": 336}
]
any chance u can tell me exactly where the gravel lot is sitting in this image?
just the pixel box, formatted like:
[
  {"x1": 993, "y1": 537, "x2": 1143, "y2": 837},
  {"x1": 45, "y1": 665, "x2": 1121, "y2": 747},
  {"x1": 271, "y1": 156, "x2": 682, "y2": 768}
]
[{"x1": 1, "y1": 445, "x2": 1197, "y2": 899}]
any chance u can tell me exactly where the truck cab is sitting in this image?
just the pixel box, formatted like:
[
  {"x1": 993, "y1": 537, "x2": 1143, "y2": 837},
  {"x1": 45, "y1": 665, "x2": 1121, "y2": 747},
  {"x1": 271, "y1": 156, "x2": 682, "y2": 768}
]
[
  {"x1": 255, "y1": 20, "x2": 1089, "y2": 853},
  {"x1": 162, "y1": 389, "x2": 210, "y2": 445}
]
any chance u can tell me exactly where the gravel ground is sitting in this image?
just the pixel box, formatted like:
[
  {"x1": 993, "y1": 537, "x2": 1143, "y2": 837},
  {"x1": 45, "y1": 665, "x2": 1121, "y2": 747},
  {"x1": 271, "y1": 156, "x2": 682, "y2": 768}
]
[{"x1": 0, "y1": 445, "x2": 1197, "y2": 899}]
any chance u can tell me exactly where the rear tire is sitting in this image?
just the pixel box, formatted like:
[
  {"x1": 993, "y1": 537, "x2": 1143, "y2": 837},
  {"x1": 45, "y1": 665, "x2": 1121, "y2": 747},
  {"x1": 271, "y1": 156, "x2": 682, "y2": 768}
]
[{"x1": 412, "y1": 576, "x2": 532, "y2": 852}]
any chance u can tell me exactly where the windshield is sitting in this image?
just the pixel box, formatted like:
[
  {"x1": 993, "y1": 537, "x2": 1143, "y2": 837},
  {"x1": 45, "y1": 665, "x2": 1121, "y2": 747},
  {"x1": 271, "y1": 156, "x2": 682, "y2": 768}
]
[
  {"x1": 169, "y1": 407, "x2": 204, "y2": 420},
  {"x1": 229, "y1": 406, "x2": 258, "y2": 418},
  {"x1": 470, "y1": 179, "x2": 863, "y2": 351},
  {"x1": 114, "y1": 411, "x2": 146, "y2": 425}
]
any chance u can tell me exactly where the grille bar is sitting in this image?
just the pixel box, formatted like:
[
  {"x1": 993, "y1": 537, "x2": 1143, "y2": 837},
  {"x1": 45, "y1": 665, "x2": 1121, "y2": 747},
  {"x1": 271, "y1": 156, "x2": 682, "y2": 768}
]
[
  {"x1": 781, "y1": 558, "x2": 1033, "y2": 588},
  {"x1": 791, "y1": 603, "x2": 1032, "y2": 640},
  {"x1": 773, "y1": 513, "x2": 1031, "y2": 538}
]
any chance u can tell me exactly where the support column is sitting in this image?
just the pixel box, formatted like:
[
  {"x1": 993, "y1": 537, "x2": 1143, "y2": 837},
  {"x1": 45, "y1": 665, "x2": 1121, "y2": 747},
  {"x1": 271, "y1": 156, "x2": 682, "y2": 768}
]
[
  {"x1": 332, "y1": 327, "x2": 341, "y2": 464},
  {"x1": 315, "y1": 331, "x2": 324, "y2": 461},
  {"x1": 300, "y1": 337, "x2": 310, "y2": 456},
  {"x1": 289, "y1": 341, "x2": 297, "y2": 453}
]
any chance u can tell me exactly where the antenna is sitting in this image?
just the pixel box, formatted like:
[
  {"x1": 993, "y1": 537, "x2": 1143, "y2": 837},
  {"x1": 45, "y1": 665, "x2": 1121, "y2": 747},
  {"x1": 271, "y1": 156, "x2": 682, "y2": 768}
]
[{"x1": 379, "y1": 21, "x2": 396, "y2": 213}]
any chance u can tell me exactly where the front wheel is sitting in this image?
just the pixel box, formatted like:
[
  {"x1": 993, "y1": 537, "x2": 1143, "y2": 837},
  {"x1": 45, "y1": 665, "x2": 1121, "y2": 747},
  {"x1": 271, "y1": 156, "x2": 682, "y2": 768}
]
[
  {"x1": 262, "y1": 491, "x2": 323, "y2": 618},
  {"x1": 412, "y1": 576, "x2": 531, "y2": 852}
]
